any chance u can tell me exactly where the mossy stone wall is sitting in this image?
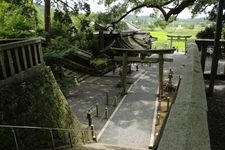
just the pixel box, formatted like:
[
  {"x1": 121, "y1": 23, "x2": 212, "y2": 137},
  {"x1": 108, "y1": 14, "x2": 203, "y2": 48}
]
[{"x1": 0, "y1": 65, "x2": 90, "y2": 149}]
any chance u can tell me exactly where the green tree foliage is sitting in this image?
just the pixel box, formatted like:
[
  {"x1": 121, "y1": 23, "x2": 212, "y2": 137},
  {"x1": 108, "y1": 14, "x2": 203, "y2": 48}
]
[
  {"x1": 196, "y1": 24, "x2": 215, "y2": 39},
  {"x1": 153, "y1": 18, "x2": 168, "y2": 30},
  {"x1": 97, "y1": 0, "x2": 204, "y2": 26},
  {"x1": 0, "y1": 1, "x2": 38, "y2": 38},
  {"x1": 193, "y1": 0, "x2": 225, "y2": 39},
  {"x1": 95, "y1": 0, "x2": 224, "y2": 31},
  {"x1": 191, "y1": 0, "x2": 217, "y2": 19}
]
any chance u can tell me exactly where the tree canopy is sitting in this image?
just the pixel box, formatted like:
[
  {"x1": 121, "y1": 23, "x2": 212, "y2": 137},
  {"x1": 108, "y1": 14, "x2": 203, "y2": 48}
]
[{"x1": 98, "y1": 0, "x2": 222, "y2": 26}]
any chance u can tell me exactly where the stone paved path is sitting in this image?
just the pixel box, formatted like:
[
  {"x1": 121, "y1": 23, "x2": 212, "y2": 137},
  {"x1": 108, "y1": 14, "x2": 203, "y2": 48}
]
[
  {"x1": 66, "y1": 65, "x2": 146, "y2": 134},
  {"x1": 66, "y1": 53, "x2": 187, "y2": 149},
  {"x1": 97, "y1": 54, "x2": 187, "y2": 149},
  {"x1": 98, "y1": 68, "x2": 157, "y2": 149}
]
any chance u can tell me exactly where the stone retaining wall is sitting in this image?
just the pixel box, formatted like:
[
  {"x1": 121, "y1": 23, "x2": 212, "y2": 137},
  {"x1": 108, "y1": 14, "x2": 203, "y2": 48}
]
[{"x1": 158, "y1": 43, "x2": 210, "y2": 150}]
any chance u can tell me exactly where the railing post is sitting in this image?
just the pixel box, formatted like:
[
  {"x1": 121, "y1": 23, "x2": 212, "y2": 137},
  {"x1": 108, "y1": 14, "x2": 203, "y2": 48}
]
[
  {"x1": 68, "y1": 131, "x2": 73, "y2": 148},
  {"x1": 38, "y1": 43, "x2": 44, "y2": 64},
  {"x1": 49, "y1": 130, "x2": 55, "y2": 150},
  {"x1": 7, "y1": 50, "x2": 15, "y2": 75},
  {"x1": 21, "y1": 47, "x2": 28, "y2": 69},
  {"x1": 33, "y1": 44, "x2": 39, "y2": 65},
  {"x1": 0, "y1": 50, "x2": 7, "y2": 79},
  {"x1": 11, "y1": 128, "x2": 19, "y2": 150},
  {"x1": 27, "y1": 45, "x2": 34, "y2": 67}
]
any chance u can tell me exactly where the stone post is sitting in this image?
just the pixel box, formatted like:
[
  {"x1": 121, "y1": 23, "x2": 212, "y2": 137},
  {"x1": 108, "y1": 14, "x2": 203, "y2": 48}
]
[
  {"x1": 114, "y1": 96, "x2": 118, "y2": 106},
  {"x1": 104, "y1": 107, "x2": 108, "y2": 119},
  {"x1": 96, "y1": 103, "x2": 99, "y2": 117},
  {"x1": 166, "y1": 97, "x2": 170, "y2": 112},
  {"x1": 91, "y1": 124, "x2": 96, "y2": 141},
  {"x1": 87, "y1": 109, "x2": 92, "y2": 126},
  {"x1": 106, "y1": 92, "x2": 109, "y2": 105}
]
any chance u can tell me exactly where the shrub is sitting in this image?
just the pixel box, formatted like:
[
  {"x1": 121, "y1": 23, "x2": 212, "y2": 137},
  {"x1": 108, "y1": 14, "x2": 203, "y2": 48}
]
[
  {"x1": 43, "y1": 37, "x2": 76, "y2": 60},
  {"x1": 196, "y1": 25, "x2": 215, "y2": 39},
  {"x1": 90, "y1": 55, "x2": 111, "y2": 70}
]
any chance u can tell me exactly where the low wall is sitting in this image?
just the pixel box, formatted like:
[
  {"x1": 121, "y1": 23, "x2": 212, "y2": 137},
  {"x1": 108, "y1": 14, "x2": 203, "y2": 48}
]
[{"x1": 158, "y1": 43, "x2": 210, "y2": 150}]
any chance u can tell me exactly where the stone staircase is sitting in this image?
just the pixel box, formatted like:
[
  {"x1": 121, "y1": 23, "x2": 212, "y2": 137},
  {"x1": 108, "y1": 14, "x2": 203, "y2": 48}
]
[{"x1": 62, "y1": 67, "x2": 90, "y2": 82}]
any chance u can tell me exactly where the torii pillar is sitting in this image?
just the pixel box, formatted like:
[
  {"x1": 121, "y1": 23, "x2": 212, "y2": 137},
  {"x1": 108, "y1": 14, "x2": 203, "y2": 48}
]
[
  {"x1": 122, "y1": 53, "x2": 128, "y2": 94},
  {"x1": 159, "y1": 53, "x2": 164, "y2": 96}
]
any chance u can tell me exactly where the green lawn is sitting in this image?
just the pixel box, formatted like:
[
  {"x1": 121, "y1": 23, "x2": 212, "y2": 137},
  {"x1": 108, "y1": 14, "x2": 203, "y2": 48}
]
[{"x1": 143, "y1": 27, "x2": 203, "y2": 52}]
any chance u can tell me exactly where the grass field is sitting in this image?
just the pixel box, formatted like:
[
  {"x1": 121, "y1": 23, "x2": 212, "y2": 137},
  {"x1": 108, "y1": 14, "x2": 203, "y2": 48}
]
[{"x1": 143, "y1": 27, "x2": 203, "y2": 52}]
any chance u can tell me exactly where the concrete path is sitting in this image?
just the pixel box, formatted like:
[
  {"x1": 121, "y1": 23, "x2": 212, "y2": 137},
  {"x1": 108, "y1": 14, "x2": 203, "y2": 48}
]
[{"x1": 98, "y1": 64, "x2": 158, "y2": 149}]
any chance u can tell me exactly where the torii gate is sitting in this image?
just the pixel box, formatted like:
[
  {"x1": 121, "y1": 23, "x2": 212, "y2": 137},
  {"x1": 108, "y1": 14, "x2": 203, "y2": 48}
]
[
  {"x1": 167, "y1": 35, "x2": 191, "y2": 53},
  {"x1": 111, "y1": 47, "x2": 176, "y2": 96}
]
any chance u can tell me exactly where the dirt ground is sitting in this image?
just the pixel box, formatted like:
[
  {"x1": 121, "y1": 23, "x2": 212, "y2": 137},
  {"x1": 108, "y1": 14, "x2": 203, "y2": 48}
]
[{"x1": 206, "y1": 80, "x2": 225, "y2": 150}]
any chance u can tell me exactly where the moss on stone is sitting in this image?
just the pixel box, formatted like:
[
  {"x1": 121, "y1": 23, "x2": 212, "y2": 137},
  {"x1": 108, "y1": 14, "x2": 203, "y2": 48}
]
[{"x1": 0, "y1": 65, "x2": 89, "y2": 149}]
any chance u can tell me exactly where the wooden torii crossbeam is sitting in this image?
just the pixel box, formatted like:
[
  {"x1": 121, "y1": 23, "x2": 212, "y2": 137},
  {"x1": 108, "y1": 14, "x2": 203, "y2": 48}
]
[{"x1": 111, "y1": 47, "x2": 176, "y2": 96}]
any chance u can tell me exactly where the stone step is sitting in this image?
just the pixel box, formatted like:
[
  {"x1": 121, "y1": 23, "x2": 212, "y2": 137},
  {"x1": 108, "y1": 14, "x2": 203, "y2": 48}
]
[
  {"x1": 70, "y1": 143, "x2": 146, "y2": 150},
  {"x1": 62, "y1": 67, "x2": 90, "y2": 82}
]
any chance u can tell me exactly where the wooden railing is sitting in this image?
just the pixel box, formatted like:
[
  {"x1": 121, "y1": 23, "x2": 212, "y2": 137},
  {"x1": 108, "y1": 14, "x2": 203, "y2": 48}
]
[
  {"x1": 0, "y1": 38, "x2": 44, "y2": 80},
  {"x1": 195, "y1": 39, "x2": 225, "y2": 72},
  {"x1": 0, "y1": 38, "x2": 28, "y2": 45}
]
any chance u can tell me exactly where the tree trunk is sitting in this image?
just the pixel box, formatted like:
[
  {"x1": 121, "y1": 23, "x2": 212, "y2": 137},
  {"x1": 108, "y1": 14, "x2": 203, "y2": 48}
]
[
  {"x1": 208, "y1": 0, "x2": 225, "y2": 95},
  {"x1": 44, "y1": 0, "x2": 51, "y2": 44}
]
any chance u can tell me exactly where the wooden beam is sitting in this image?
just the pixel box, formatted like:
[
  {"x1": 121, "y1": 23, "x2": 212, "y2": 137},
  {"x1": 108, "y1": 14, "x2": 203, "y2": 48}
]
[
  {"x1": 0, "y1": 38, "x2": 42, "y2": 50},
  {"x1": 167, "y1": 35, "x2": 192, "y2": 38},
  {"x1": 113, "y1": 56, "x2": 173, "y2": 63},
  {"x1": 195, "y1": 39, "x2": 225, "y2": 45},
  {"x1": 110, "y1": 47, "x2": 176, "y2": 54}
]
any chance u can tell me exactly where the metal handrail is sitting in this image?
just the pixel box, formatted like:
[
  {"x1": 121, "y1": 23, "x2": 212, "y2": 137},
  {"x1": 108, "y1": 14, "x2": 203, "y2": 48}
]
[
  {"x1": 0, "y1": 124, "x2": 77, "y2": 131},
  {"x1": 0, "y1": 124, "x2": 89, "y2": 150}
]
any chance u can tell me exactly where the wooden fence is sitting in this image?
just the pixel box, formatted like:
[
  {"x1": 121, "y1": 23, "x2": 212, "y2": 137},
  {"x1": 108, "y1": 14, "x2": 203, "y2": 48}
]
[{"x1": 0, "y1": 38, "x2": 44, "y2": 80}]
